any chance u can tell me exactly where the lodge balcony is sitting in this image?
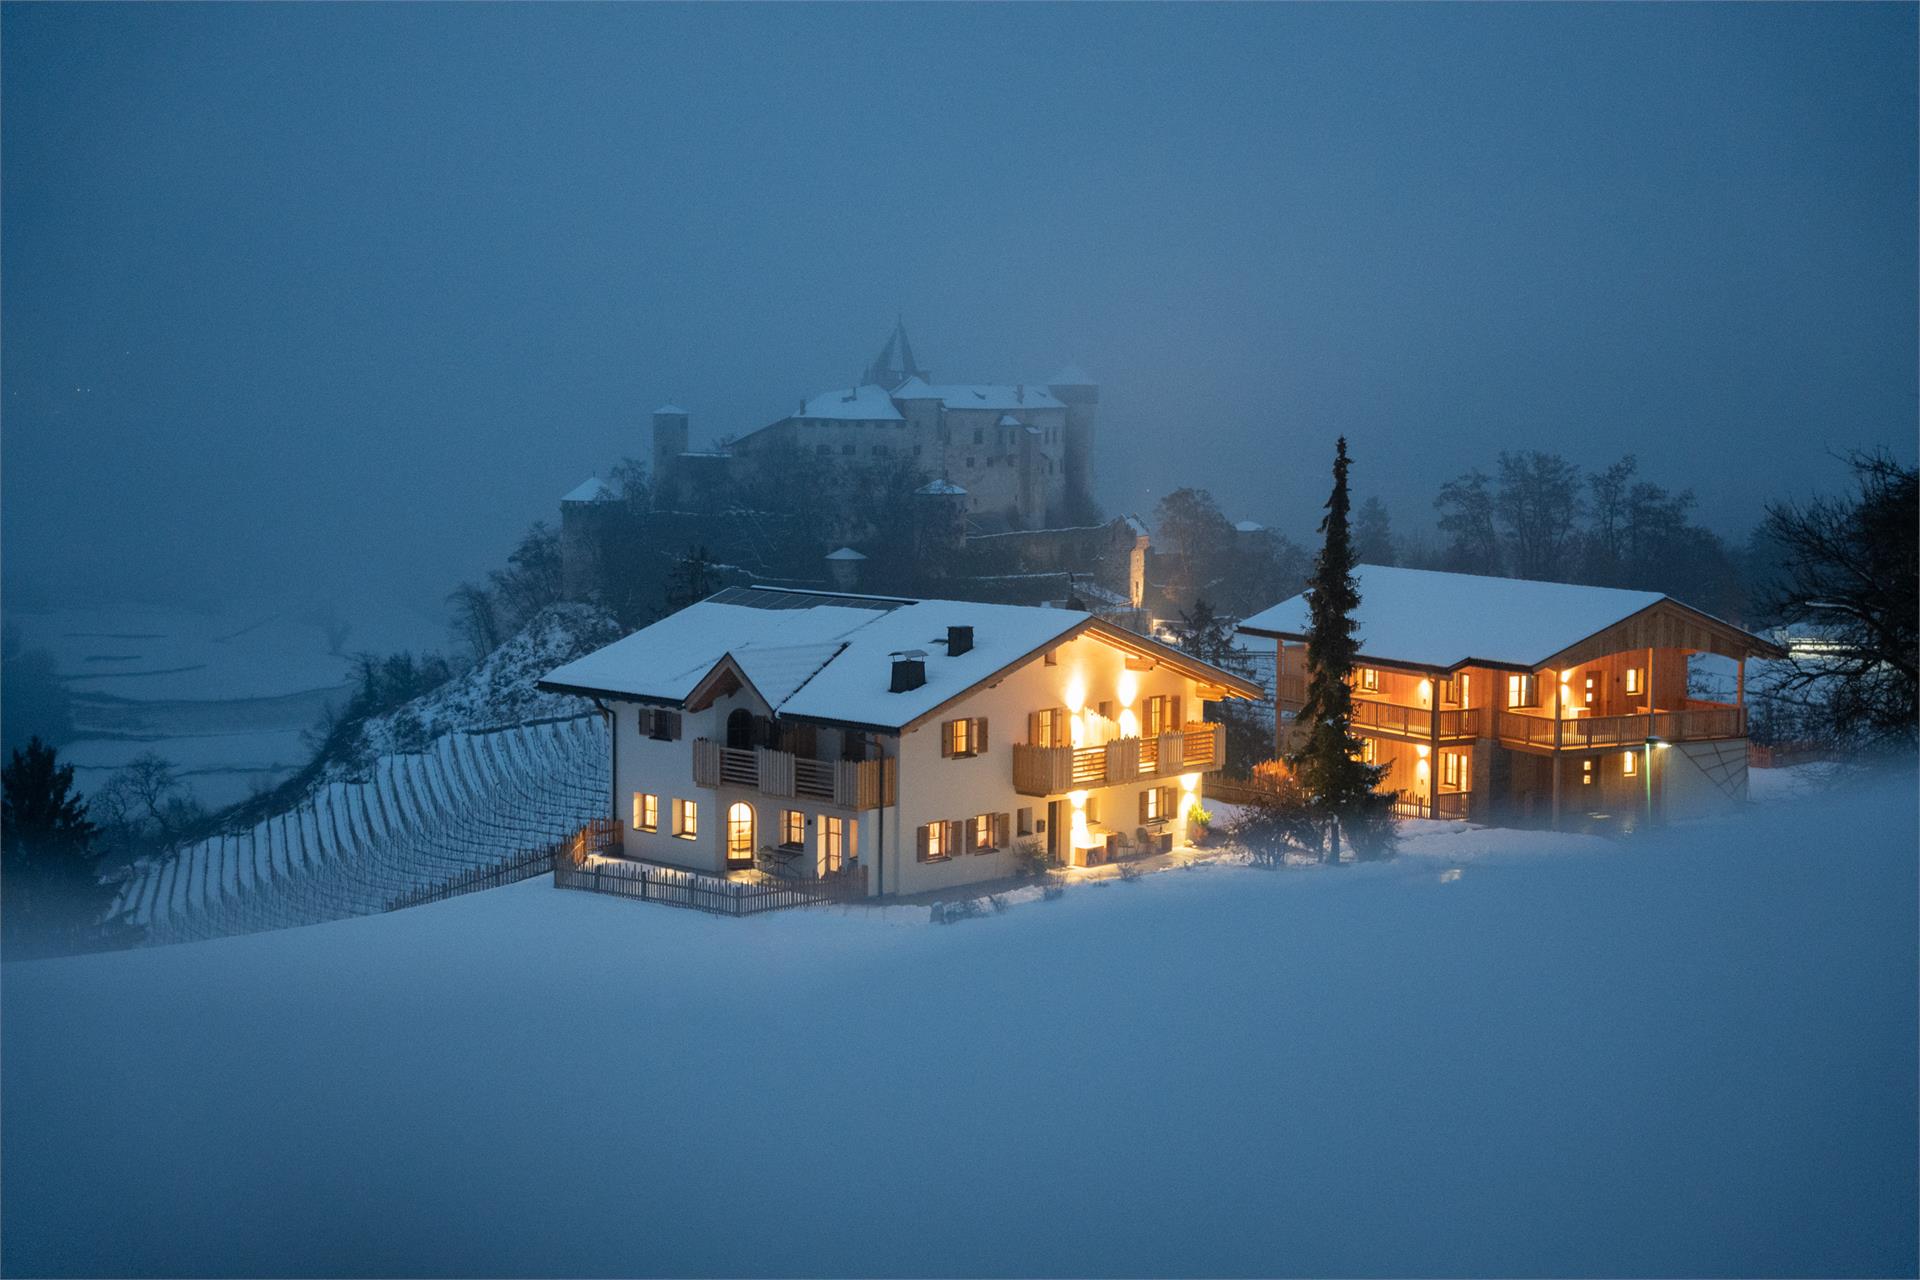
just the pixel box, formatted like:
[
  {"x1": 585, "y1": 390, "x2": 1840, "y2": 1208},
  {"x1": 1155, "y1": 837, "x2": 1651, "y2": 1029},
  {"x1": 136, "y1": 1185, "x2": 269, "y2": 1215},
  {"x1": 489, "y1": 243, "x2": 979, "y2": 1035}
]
[
  {"x1": 692, "y1": 739, "x2": 897, "y2": 809},
  {"x1": 1493, "y1": 701, "x2": 1747, "y2": 752},
  {"x1": 1011, "y1": 722, "x2": 1224, "y2": 798},
  {"x1": 1278, "y1": 695, "x2": 1747, "y2": 754}
]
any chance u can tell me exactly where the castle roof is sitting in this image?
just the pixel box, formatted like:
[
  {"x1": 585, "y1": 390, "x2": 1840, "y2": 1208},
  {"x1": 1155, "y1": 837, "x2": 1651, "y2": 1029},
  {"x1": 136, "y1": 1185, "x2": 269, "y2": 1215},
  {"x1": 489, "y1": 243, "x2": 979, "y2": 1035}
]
[
  {"x1": 923, "y1": 384, "x2": 1065, "y2": 412},
  {"x1": 799, "y1": 384, "x2": 905, "y2": 422},
  {"x1": 890, "y1": 376, "x2": 939, "y2": 399},
  {"x1": 561, "y1": 476, "x2": 618, "y2": 504}
]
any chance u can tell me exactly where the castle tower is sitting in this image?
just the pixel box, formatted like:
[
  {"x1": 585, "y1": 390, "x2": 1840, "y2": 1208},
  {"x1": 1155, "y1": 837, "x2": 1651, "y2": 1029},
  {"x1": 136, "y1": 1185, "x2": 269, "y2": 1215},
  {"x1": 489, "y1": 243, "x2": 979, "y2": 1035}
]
[
  {"x1": 863, "y1": 318, "x2": 929, "y2": 389},
  {"x1": 651, "y1": 404, "x2": 689, "y2": 510},
  {"x1": 1047, "y1": 367, "x2": 1098, "y2": 516}
]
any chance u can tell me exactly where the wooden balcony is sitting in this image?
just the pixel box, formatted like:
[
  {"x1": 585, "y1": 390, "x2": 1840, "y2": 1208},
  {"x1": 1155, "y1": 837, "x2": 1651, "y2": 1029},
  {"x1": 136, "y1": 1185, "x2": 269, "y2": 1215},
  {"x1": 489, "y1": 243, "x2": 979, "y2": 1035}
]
[
  {"x1": 1495, "y1": 701, "x2": 1747, "y2": 752},
  {"x1": 1011, "y1": 722, "x2": 1224, "y2": 798},
  {"x1": 1351, "y1": 698, "x2": 1485, "y2": 741},
  {"x1": 692, "y1": 740, "x2": 897, "y2": 809}
]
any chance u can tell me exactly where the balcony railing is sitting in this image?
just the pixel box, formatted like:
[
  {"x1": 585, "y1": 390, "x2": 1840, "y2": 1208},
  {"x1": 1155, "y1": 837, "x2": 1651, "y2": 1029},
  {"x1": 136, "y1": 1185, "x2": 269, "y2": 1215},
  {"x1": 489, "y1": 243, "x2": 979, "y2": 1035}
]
[
  {"x1": 1350, "y1": 699, "x2": 1485, "y2": 741},
  {"x1": 1011, "y1": 722, "x2": 1224, "y2": 798},
  {"x1": 1495, "y1": 701, "x2": 1747, "y2": 751},
  {"x1": 692, "y1": 740, "x2": 897, "y2": 809}
]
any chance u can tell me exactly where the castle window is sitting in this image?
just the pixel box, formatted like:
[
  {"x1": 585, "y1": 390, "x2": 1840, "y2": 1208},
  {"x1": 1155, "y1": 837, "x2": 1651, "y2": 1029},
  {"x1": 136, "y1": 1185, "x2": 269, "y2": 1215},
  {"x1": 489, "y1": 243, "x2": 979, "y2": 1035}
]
[
  {"x1": 973, "y1": 428, "x2": 984, "y2": 444},
  {"x1": 873, "y1": 444, "x2": 890, "y2": 457},
  {"x1": 966, "y1": 456, "x2": 976, "y2": 468}
]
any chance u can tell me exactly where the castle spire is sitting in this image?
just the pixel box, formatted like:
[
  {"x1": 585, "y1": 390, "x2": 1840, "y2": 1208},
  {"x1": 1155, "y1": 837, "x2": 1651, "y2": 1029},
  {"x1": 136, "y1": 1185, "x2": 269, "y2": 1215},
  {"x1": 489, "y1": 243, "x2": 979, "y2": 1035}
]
[{"x1": 863, "y1": 317, "x2": 927, "y2": 388}]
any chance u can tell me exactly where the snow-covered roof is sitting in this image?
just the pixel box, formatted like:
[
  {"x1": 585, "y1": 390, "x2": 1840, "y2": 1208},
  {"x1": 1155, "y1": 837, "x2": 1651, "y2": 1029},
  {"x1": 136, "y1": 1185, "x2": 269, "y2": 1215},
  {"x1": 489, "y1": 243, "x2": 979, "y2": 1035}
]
[
  {"x1": 824, "y1": 547, "x2": 868, "y2": 561},
  {"x1": 996, "y1": 414, "x2": 1023, "y2": 427},
  {"x1": 924, "y1": 384, "x2": 1065, "y2": 412},
  {"x1": 1047, "y1": 364, "x2": 1093, "y2": 387},
  {"x1": 562, "y1": 476, "x2": 618, "y2": 504},
  {"x1": 1237, "y1": 566, "x2": 1676, "y2": 670},
  {"x1": 1234, "y1": 520, "x2": 1265, "y2": 534},
  {"x1": 890, "y1": 376, "x2": 939, "y2": 399},
  {"x1": 916, "y1": 479, "x2": 968, "y2": 496},
  {"x1": 542, "y1": 586, "x2": 1261, "y2": 730},
  {"x1": 799, "y1": 385, "x2": 904, "y2": 422},
  {"x1": 654, "y1": 404, "x2": 687, "y2": 416}
]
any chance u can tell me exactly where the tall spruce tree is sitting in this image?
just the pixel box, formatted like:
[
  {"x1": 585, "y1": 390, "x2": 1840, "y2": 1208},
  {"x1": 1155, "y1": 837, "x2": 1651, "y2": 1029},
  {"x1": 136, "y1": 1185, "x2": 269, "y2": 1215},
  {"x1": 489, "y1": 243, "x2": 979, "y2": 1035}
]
[{"x1": 1287, "y1": 439, "x2": 1395, "y2": 861}]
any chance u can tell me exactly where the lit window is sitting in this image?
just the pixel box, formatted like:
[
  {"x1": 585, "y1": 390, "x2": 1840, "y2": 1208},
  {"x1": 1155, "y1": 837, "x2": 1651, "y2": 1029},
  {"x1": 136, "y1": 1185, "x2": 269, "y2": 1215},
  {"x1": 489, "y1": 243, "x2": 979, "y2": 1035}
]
[
  {"x1": 1584, "y1": 675, "x2": 1596, "y2": 706},
  {"x1": 1625, "y1": 667, "x2": 1642, "y2": 695},
  {"x1": 1507, "y1": 674, "x2": 1539, "y2": 708},
  {"x1": 1582, "y1": 759, "x2": 1594, "y2": 786},
  {"x1": 782, "y1": 809, "x2": 805, "y2": 848},
  {"x1": 1142, "y1": 695, "x2": 1180, "y2": 737},
  {"x1": 1622, "y1": 751, "x2": 1638, "y2": 777},
  {"x1": 632, "y1": 792, "x2": 658, "y2": 832},
  {"x1": 944, "y1": 717, "x2": 986, "y2": 758},
  {"x1": 921, "y1": 821, "x2": 949, "y2": 861},
  {"x1": 1360, "y1": 737, "x2": 1377, "y2": 764},
  {"x1": 819, "y1": 816, "x2": 846, "y2": 875},
  {"x1": 972, "y1": 814, "x2": 994, "y2": 851},
  {"x1": 1144, "y1": 787, "x2": 1162, "y2": 820},
  {"x1": 673, "y1": 798, "x2": 698, "y2": 839},
  {"x1": 1442, "y1": 677, "x2": 1462, "y2": 706},
  {"x1": 1359, "y1": 668, "x2": 1379, "y2": 692},
  {"x1": 1441, "y1": 752, "x2": 1467, "y2": 790}
]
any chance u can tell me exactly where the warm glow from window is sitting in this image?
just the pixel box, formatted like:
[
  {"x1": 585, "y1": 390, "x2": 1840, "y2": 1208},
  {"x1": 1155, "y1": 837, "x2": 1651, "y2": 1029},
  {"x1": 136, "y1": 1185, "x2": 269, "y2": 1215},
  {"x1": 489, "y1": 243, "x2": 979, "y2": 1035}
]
[
  {"x1": 818, "y1": 817, "x2": 845, "y2": 875},
  {"x1": 726, "y1": 802, "x2": 755, "y2": 861},
  {"x1": 632, "y1": 792, "x2": 657, "y2": 832},
  {"x1": 1359, "y1": 668, "x2": 1379, "y2": 692},
  {"x1": 1582, "y1": 759, "x2": 1594, "y2": 785},
  {"x1": 673, "y1": 798, "x2": 698, "y2": 839},
  {"x1": 782, "y1": 809, "x2": 805, "y2": 847},
  {"x1": 1622, "y1": 751, "x2": 1638, "y2": 777},
  {"x1": 1626, "y1": 667, "x2": 1642, "y2": 695}
]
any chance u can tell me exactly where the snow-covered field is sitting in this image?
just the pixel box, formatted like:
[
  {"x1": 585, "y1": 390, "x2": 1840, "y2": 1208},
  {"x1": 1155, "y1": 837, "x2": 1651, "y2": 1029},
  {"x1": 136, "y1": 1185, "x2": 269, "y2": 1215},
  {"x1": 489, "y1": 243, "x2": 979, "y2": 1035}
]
[{"x1": 4, "y1": 768, "x2": 1914, "y2": 1278}]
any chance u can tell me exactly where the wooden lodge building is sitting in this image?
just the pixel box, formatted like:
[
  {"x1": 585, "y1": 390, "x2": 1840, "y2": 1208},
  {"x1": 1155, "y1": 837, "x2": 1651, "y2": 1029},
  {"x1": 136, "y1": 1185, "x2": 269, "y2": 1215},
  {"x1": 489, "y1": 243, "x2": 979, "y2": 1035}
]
[{"x1": 1238, "y1": 567, "x2": 1788, "y2": 830}]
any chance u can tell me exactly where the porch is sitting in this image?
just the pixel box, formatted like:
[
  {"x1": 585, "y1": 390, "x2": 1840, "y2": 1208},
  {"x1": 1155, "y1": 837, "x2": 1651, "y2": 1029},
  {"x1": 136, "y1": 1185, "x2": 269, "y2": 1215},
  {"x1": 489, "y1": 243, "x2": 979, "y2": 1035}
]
[{"x1": 555, "y1": 849, "x2": 870, "y2": 916}]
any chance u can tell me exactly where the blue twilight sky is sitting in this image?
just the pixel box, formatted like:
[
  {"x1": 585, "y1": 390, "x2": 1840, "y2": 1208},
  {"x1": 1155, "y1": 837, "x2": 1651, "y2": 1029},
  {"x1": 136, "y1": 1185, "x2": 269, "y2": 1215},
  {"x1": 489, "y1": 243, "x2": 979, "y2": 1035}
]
[{"x1": 3, "y1": 2, "x2": 1914, "y2": 609}]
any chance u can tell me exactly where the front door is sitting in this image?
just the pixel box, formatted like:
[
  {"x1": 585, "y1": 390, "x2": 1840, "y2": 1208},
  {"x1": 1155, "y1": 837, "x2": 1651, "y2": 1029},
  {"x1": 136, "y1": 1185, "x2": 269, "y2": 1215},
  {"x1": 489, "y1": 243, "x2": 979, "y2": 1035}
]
[
  {"x1": 726, "y1": 802, "x2": 756, "y2": 869},
  {"x1": 1047, "y1": 799, "x2": 1067, "y2": 864}
]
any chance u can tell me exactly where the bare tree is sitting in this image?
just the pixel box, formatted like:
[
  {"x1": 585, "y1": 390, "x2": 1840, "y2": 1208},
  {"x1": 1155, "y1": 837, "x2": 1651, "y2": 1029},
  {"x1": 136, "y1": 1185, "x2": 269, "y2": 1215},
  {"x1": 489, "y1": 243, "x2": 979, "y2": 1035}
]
[
  {"x1": 1761, "y1": 450, "x2": 1917, "y2": 748},
  {"x1": 1494, "y1": 451, "x2": 1582, "y2": 581},
  {"x1": 1434, "y1": 469, "x2": 1500, "y2": 575}
]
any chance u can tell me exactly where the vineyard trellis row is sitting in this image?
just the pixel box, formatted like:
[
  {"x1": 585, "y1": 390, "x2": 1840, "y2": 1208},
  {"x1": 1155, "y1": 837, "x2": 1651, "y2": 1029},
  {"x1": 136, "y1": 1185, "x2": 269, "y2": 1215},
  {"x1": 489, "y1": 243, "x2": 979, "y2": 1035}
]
[{"x1": 118, "y1": 716, "x2": 610, "y2": 947}]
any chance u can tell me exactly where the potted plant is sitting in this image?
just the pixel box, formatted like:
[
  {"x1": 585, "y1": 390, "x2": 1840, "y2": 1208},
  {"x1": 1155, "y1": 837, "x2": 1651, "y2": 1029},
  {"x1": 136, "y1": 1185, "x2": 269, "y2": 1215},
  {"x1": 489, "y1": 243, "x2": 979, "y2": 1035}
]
[{"x1": 1186, "y1": 804, "x2": 1214, "y2": 848}]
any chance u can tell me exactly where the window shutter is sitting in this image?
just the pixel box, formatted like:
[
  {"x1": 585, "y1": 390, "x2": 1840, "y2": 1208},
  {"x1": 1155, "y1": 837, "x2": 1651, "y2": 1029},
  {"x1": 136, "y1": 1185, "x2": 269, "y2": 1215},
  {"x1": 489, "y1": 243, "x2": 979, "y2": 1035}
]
[
  {"x1": 916, "y1": 824, "x2": 930, "y2": 861},
  {"x1": 946, "y1": 820, "x2": 963, "y2": 855},
  {"x1": 1028, "y1": 711, "x2": 1041, "y2": 747},
  {"x1": 1171, "y1": 695, "x2": 1183, "y2": 729},
  {"x1": 995, "y1": 813, "x2": 1010, "y2": 848},
  {"x1": 1139, "y1": 790, "x2": 1151, "y2": 823},
  {"x1": 941, "y1": 721, "x2": 954, "y2": 758},
  {"x1": 975, "y1": 718, "x2": 988, "y2": 754}
]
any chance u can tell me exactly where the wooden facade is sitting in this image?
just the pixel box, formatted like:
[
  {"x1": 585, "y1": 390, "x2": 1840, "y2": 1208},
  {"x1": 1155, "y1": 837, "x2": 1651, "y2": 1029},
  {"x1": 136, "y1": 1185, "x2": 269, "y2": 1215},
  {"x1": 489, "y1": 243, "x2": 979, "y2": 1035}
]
[{"x1": 1262, "y1": 595, "x2": 1784, "y2": 830}]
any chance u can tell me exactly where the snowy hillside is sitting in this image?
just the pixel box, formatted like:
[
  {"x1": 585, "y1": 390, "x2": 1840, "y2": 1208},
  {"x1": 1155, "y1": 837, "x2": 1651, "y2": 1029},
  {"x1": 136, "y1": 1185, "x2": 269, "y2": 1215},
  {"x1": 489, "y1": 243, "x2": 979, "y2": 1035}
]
[
  {"x1": 339, "y1": 603, "x2": 620, "y2": 773},
  {"x1": 9, "y1": 768, "x2": 1914, "y2": 1278}
]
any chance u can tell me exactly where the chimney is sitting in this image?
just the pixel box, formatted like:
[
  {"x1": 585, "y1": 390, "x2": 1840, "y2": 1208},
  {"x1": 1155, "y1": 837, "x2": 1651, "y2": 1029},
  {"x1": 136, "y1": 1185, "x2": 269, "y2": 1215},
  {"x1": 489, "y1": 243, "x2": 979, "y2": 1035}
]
[
  {"x1": 946, "y1": 625, "x2": 974, "y2": 657},
  {"x1": 890, "y1": 650, "x2": 927, "y2": 693}
]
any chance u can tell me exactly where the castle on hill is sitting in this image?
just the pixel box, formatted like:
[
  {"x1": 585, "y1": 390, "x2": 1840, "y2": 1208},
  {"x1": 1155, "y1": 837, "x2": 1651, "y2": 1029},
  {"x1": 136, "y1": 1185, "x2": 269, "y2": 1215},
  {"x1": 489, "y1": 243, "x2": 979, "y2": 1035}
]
[
  {"x1": 559, "y1": 323, "x2": 1144, "y2": 623},
  {"x1": 648, "y1": 321, "x2": 1099, "y2": 531}
]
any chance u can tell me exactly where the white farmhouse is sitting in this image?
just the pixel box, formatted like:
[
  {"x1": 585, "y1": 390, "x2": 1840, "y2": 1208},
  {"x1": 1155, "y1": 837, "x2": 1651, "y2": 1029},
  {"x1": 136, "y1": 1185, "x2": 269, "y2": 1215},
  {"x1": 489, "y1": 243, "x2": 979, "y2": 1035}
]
[{"x1": 538, "y1": 586, "x2": 1262, "y2": 897}]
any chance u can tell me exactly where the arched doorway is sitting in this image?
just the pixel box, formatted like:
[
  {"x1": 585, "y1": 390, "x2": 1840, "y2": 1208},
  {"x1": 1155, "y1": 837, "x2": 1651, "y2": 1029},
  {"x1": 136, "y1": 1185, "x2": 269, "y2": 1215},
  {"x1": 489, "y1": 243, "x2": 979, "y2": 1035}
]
[{"x1": 726, "y1": 802, "x2": 756, "y2": 868}]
